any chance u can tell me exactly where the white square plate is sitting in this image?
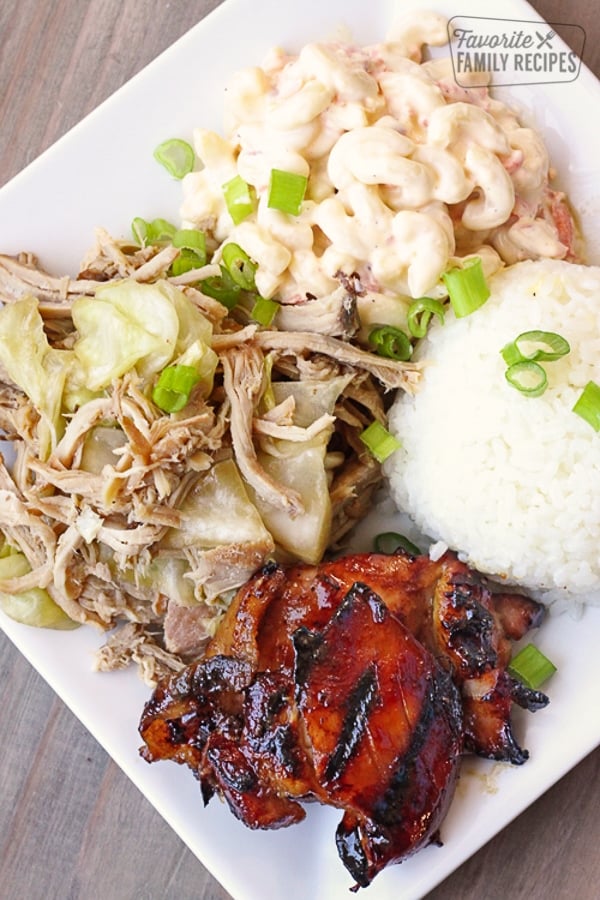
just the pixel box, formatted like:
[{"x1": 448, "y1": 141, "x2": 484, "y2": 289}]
[{"x1": 1, "y1": 1, "x2": 599, "y2": 898}]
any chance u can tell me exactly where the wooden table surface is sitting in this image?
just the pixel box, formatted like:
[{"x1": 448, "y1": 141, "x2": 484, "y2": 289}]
[{"x1": 1, "y1": 1, "x2": 599, "y2": 898}]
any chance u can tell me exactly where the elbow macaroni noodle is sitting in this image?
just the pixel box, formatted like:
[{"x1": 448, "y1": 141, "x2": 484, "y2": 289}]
[{"x1": 180, "y1": 11, "x2": 576, "y2": 330}]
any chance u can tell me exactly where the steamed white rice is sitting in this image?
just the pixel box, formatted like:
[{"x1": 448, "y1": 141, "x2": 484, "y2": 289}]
[{"x1": 385, "y1": 259, "x2": 600, "y2": 607}]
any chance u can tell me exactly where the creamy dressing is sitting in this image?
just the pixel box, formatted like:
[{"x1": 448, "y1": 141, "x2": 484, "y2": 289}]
[{"x1": 181, "y1": 11, "x2": 572, "y2": 329}]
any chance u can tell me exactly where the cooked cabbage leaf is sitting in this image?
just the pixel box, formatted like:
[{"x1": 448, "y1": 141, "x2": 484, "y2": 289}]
[
  {"x1": 162, "y1": 459, "x2": 273, "y2": 550},
  {"x1": 271, "y1": 374, "x2": 352, "y2": 426},
  {"x1": 0, "y1": 296, "x2": 74, "y2": 457},
  {"x1": 250, "y1": 377, "x2": 349, "y2": 563},
  {"x1": 253, "y1": 434, "x2": 332, "y2": 564},
  {"x1": 0, "y1": 549, "x2": 78, "y2": 630},
  {"x1": 71, "y1": 279, "x2": 217, "y2": 393},
  {"x1": 72, "y1": 280, "x2": 181, "y2": 389}
]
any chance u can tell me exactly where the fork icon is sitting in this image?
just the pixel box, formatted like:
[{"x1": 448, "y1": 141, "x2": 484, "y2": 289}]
[{"x1": 536, "y1": 29, "x2": 556, "y2": 48}]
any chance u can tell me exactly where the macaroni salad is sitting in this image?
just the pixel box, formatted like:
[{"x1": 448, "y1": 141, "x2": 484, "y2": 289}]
[{"x1": 180, "y1": 11, "x2": 576, "y2": 337}]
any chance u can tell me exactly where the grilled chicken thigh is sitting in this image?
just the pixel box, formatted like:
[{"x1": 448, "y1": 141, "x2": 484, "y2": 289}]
[{"x1": 139, "y1": 549, "x2": 547, "y2": 886}]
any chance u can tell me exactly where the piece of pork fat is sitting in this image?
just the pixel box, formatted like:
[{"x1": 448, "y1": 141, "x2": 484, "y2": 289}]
[
  {"x1": 274, "y1": 285, "x2": 360, "y2": 338},
  {"x1": 162, "y1": 599, "x2": 221, "y2": 660}
]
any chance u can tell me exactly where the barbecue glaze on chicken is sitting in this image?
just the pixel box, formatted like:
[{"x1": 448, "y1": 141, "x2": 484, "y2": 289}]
[
  {"x1": 207, "y1": 549, "x2": 547, "y2": 763},
  {"x1": 139, "y1": 549, "x2": 547, "y2": 887}
]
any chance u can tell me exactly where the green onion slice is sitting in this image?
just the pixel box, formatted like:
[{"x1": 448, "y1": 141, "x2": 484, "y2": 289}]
[
  {"x1": 153, "y1": 138, "x2": 195, "y2": 179},
  {"x1": 501, "y1": 330, "x2": 570, "y2": 366},
  {"x1": 369, "y1": 325, "x2": 412, "y2": 361},
  {"x1": 359, "y1": 421, "x2": 401, "y2": 463},
  {"x1": 132, "y1": 217, "x2": 150, "y2": 245},
  {"x1": 572, "y1": 380, "x2": 600, "y2": 431},
  {"x1": 267, "y1": 168, "x2": 308, "y2": 215},
  {"x1": 508, "y1": 643, "x2": 557, "y2": 690},
  {"x1": 152, "y1": 365, "x2": 201, "y2": 414},
  {"x1": 442, "y1": 256, "x2": 490, "y2": 318},
  {"x1": 252, "y1": 296, "x2": 279, "y2": 327},
  {"x1": 198, "y1": 267, "x2": 241, "y2": 309},
  {"x1": 505, "y1": 360, "x2": 548, "y2": 397},
  {"x1": 221, "y1": 243, "x2": 257, "y2": 291},
  {"x1": 172, "y1": 228, "x2": 207, "y2": 256},
  {"x1": 169, "y1": 248, "x2": 205, "y2": 277},
  {"x1": 149, "y1": 218, "x2": 177, "y2": 242},
  {"x1": 374, "y1": 531, "x2": 422, "y2": 556},
  {"x1": 132, "y1": 217, "x2": 177, "y2": 245},
  {"x1": 223, "y1": 175, "x2": 256, "y2": 225},
  {"x1": 407, "y1": 298, "x2": 446, "y2": 338},
  {"x1": 169, "y1": 229, "x2": 207, "y2": 275}
]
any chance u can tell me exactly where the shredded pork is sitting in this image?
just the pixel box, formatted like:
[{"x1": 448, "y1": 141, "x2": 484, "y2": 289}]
[{"x1": 0, "y1": 230, "x2": 419, "y2": 683}]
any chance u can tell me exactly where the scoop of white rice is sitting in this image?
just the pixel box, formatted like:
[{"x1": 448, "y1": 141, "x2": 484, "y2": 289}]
[{"x1": 385, "y1": 259, "x2": 600, "y2": 607}]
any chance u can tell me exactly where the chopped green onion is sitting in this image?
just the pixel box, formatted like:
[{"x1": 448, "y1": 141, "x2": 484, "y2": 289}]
[
  {"x1": 132, "y1": 217, "x2": 177, "y2": 245},
  {"x1": 369, "y1": 325, "x2": 412, "y2": 361},
  {"x1": 508, "y1": 643, "x2": 557, "y2": 690},
  {"x1": 223, "y1": 174, "x2": 256, "y2": 225},
  {"x1": 267, "y1": 168, "x2": 308, "y2": 215},
  {"x1": 251, "y1": 296, "x2": 279, "y2": 327},
  {"x1": 153, "y1": 138, "x2": 195, "y2": 179},
  {"x1": 149, "y1": 218, "x2": 177, "y2": 242},
  {"x1": 505, "y1": 360, "x2": 548, "y2": 397},
  {"x1": 169, "y1": 249, "x2": 205, "y2": 276},
  {"x1": 374, "y1": 531, "x2": 422, "y2": 556},
  {"x1": 152, "y1": 218, "x2": 177, "y2": 240},
  {"x1": 168, "y1": 229, "x2": 207, "y2": 275},
  {"x1": 172, "y1": 228, "x2": 207, "y2": 257},
  {"x1": 442, "y1": 256, "x2": 490, "y2": 318},
  {"x1": 359, "y1": 421, "x2": 401, "y2": 463},
  {"x1": 221, "y1": 243, "x2": 257, "y2": 291},
  {"x1": 501, "y1": 330, "x2": 570, "y2": 366},
  {"x1": 132, "y1": 224, "x2": 207, "y2": 273},
  {"x1": 407, "y1": 298, "x2": 446, "y2": 338},
  {"x1": 152, "y1": 364, "x2": 201, "y2": 413},
  {"x1": 132, "y1": 217, "x2": 150, "y2": 244},
  {"x1": 198, "y1": 267, "x2": 241, "y2": 309},
  {"x1": 501, "y1": 341, "x2": 526, "y2": 367},
  {"x1": 572, "y1": 380, "x2": 600, "y2": 431}
]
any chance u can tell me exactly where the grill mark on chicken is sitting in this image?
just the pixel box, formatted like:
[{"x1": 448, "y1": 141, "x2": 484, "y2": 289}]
[
  {"x1": 324, "y1": 664, "x2": 379, "y2": 784},
  {"x1": 244, "y1": 673, "x2": 301, "y2": 775},
  {"x1": 442, "y1": 580, "x2": 498, "y2": 674},
  {"x1": 376, "y1": 701, "x2": 436, "y2": 825},
  {"x1": 293, "y1": 591, "x2": 382, "y2": 787},
  {"x1": 374, "y1": 669, "x2": 452, "y2": 827}
]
